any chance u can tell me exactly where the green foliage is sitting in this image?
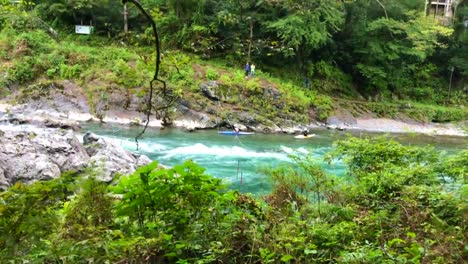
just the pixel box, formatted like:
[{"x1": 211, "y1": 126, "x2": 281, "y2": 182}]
[
  {"x1": 368, "y1": 102, "x2": 399, "y2": 117},
  {"x1": 111, "y1": 59, "x2": 142, "y2": 87},
  {"x1": 312, "y1": 94, "x2": 334, "y2": 121},
  {"x1": 265, "y1": 154, "x2": 335, "y2": 213},
  {"x1": 205, "y1": 67, "x2": 219, "y2": 81},
  {"x1": 0, "y1": 137, "x2": 466, "y2": 263},
  {"x1": 245, "y1": 78, "x2": 262, "y2": 94},
  {"x1": 366, "y1": 101, "x2": 467, "y2": 123},
  {"x1": 7, "y1": 56, "x2": 36, "y2": 83},
  {"x1": 45, "y1": 175, "x2": 115, "y2": 263},
  {"x1": 1, "y1": 1, "x2": 467, "y2": 261},
  {"x1": 0, "y1": 173, "x2": 75, "y2": 261},
  {"x1": 1, "y1": 0, "x2": 467, "y2": 107},
  {"x1": 266, "y1": 1, "x2": 344, "y2": 59},
  {"x1": 60, "y1": 176, "x2": 113, "y2": 240},
  {"x1": 59, "y1": 63, "x2": 81, "y2": 79},
  {"x1": 113, "y1": 161, "x2": 227, "y2": 234},
  {"x1": 14, "y1": 31, "x2": 51, "y2": 54},
  {"x1": 448, "y1": 2, "x2": 468, "y2": 79},
  {"x1": 327, "y1": 136, "x2": 465, "y2": 204}
]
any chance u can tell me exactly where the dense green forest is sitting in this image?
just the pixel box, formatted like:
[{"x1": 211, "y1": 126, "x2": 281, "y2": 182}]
[
  {"x1": 1, "y1": 0, "x2": 467, "y2": 103},
  {"x1": 0, "y1": 137, "x2": 466, "y2": 263}
]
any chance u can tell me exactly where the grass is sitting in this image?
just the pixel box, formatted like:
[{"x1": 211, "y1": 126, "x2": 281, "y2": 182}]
[{"x1": 0, "y1": 28, "x2": 466, "y2": 125}]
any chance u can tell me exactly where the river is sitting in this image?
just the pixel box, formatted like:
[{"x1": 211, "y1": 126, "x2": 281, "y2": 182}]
[{"x1": 81, "y1": 123, "x2": 467, "y2": 194}]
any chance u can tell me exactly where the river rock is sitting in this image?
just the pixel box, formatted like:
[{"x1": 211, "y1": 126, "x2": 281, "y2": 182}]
[
  {"x1": 134, "y1": 153, "x2": 152, "y2": 167},
  {"x1": 200, "y1": 81, "x2": 221, "y2": 101},
  {"x1": 263, "y1": 87, "x2": 281, "y2": 100},
  {"x1": 83, "y1": 132, "x2": 152, "y2": 182},
  {"x1": 0, "y1": 126, "x2": 89, "y2": 190},
  {"x1": 175, "y1": 105, "x2": 217, "y2": 129},
  {"x1": 326, "y1": 110, "x2": 357, "y2": 129},
  {"x1": 0, "y1": 167, "x2": 8, "y2": 191},
  {"x1": 0, "y1": 123, "x2": 153, "y2": 190}
]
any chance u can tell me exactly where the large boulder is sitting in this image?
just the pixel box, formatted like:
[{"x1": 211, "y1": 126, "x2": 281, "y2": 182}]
[
  {"x1": 0, "y1": 126, "x2": 89, "y2": 190},
  {"x1": 83, "y1": 132, "x2": 152, "y2": 182},
  {"x1": 200, "y1": 81, "x2": 225, "y2": 101},
  {"x1": 263, "y1": 87, "x2": 281, "y2": 100},
  {"x1": 200, "y1": 81, "x2": 219, "y2": 101},
  {"x1": 0, "y1": 124, "x2": 153, "y2": 190},
  {"x1": 326, "y1": 109, "x2": 357, "y2": 130},
  {"x1": 174, "y1": 105, "x2": 217, "y2": 129}
]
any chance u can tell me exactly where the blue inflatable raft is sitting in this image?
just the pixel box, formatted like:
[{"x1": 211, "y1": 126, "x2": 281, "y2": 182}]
[{"x1": 218, "y1": 131, "x2": 255, "y2": 135}]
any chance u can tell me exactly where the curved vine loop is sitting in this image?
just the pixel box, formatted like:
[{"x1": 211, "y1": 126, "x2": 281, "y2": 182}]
[{"x1": 122, "y1": 0, "x2": 176, "y2": 150}]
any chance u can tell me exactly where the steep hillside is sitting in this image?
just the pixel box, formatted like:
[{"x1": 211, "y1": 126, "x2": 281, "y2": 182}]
[{"x1": 0, "y1": 29, "x2": 466, "y2": 133}]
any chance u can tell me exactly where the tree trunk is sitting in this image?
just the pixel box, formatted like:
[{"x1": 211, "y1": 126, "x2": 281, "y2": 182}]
[
  {"x1": 124, "y1": 3, "x2": 129, "y2": 34},
  {"x1": 237, "y1": 0, "x2": 243, "y2": 21},
  {"x1": 248, "y1": 19, "x2": 253, "y2": 61}
]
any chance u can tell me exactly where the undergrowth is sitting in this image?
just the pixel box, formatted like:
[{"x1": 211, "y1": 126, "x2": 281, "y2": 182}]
[
  {"x1": 0, "y1": 137, "x2": 466, "y2": 263},
  {"x1": 0, "y1": 28, "x2": 465, "y2": 124}
]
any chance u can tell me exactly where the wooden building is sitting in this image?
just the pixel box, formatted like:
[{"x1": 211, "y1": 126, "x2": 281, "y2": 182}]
[{"x1": 426, "y1": 0, "x2": 455, "y2": 24}]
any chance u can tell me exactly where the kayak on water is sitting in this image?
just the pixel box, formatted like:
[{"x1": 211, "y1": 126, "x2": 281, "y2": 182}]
[
  {"x1": 218, "y1": 131, "x2": 255, "y2": 135},
  {"x1": 294, "y1": 134, "x2": 315, "y2": 139}
]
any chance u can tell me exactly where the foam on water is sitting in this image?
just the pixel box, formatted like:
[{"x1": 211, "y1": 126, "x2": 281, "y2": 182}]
[
  {"x1": 94, "y1": 135, "x2": 167, "y2": 153},
  {"x1": 162, "y1": 143, "x2": 289, "y2": 160},
  {"x1": 280, "y1": 145, "x2": 293, "y2": 154},
  {"x1": 76, "y1": 123, "x2": 468, "y2": 194}
]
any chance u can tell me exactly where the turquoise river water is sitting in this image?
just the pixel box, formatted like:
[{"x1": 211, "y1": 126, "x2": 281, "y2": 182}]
[{"x1": 81, "y1": 123, "x2": 466, "y2": 194}]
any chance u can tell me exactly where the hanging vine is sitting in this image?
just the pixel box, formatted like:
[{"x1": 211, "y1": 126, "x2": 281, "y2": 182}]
[{"x1": 122, "y1": 0, "x2": 176, "y2": 150}]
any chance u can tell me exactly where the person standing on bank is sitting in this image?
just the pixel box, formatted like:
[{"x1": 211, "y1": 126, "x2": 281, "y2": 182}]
[
  {"x1": 305, "y1": 77, "x2": 310, "y2": 88},
  {"x1": 245, "y1": 62, "x2": 250, "y2": 78},
  {"x1": 250, "y1": 63, "x2": 256, "y2": 77}
]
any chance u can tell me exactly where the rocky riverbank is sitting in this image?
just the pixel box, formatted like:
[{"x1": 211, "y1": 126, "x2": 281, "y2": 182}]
[
  {"x1": 1, "y1": 100, "x2": 465, "y2": 137},
  {"x1": 0, "y1": 86, "x2": 465, "y2": 190},
  {"x1": 0, "y1": 79, "x2": 466, "y2": 137},
  {"x1": 0, "y1": 122, "x2": 151, "y2": 191}
]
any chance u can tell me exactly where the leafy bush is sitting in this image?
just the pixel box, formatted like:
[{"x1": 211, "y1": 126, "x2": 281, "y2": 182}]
[
  {"x1": 431, "y1": 107, "x2": 466, "y2": 122},
  {"x1": 0, "y1": 137, "x2": 465, "y2": 263},
  {"x1": 111, "y1": 59, "x2": 142, "y2": 87},
  {"x1": 312, "y1": 95, "x2": 333, "y2": 121},
  {"x1": 205, "y1": 67, "x2": 219, "y2": 81},
  {"x1": 7, "y1": 56, "x2": 36, "y2": 83},
  {"x1": 368, "y1": 102, "x2": 399, "y2": 118},
  {"x1": 219, "y1": 74, "x2": 233, "y2": 87},
  {"x1": 245, "y1": 78, "x2": 262, "y2": 94},
  {"x1": 14, "y1": 31, "x2": 51, "y2": 55},
  {"x1": 59, "y1": 63, "x2": 81, "y2": 79},
  {"x1": 0, "y1": 173, "x2": 75, "y2": 262}
]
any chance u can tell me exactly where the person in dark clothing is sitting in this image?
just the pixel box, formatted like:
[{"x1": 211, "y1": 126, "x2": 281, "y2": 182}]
[
  {"x1": 303, "y1": 130, "x2": 309, "y2": 136},
  {"x1": 245, "y1": 62, "x2": 250, "y2": 77}
]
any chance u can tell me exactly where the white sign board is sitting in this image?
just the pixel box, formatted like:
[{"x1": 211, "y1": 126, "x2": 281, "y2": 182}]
[
  {"x1": 464, "y1": 20, "x2": 468, "y2": 28},
  {"x1": 75, "y1": 25, "x2": 93, "y2": 35}
]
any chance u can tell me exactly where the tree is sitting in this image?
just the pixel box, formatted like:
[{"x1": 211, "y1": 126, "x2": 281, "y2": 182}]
[
  {"x1": 337, "y1": 0, "x2": 452, "y2": 98},
  {"x1": 265, "y1": 0, "x2": 344, "y2": 71},
  {"x1": 449, "y1": 1, "x2": 468, "y2": 80}
]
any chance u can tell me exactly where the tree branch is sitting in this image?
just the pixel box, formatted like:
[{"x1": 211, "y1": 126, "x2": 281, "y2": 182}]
[
  {"x1": 122, "y1": 0, "x2": 175, "y2": 150},
  {"x1": 375, "y1": 0, "x2": 389, "y2": 20}
]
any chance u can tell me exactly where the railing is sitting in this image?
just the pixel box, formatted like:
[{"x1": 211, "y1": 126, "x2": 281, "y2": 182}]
[{"x1": 431, "y1": 0, "x2": 452, "y2": 5}]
